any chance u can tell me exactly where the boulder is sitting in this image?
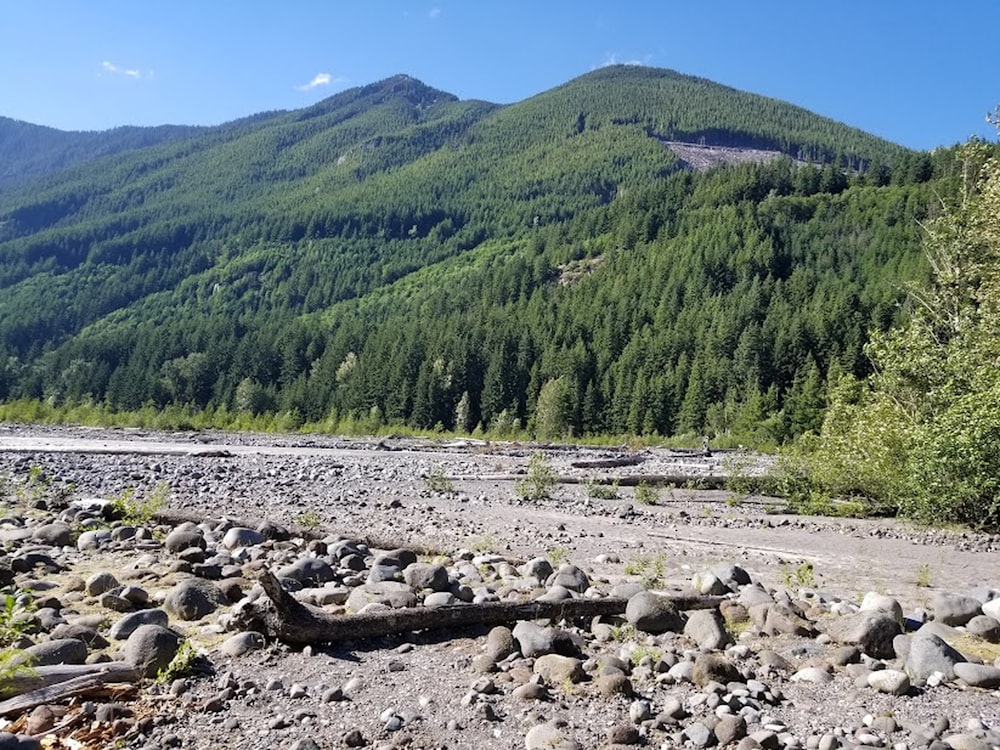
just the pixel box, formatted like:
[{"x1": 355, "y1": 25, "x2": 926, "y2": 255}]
[
  {"x1": 164, "y1": 578, "x2": 227, "y2": 621},
  {"x1": 625, "y1": 591, "x2": 686, "y2": 634},
  {"x1": 124, "y1": 624, "x2": 180, "y2": 678}
]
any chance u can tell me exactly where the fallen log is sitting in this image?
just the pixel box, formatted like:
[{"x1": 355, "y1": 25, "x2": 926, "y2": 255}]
[
  {"x1": 239, "y1": 570, "x2": 725, "y2": 645},
  {"x1": 569, "y1": 454, "x2": 647, "y2": 470},
  {"x1": 0, "y1": 662, "x2": 139, "y2": 715}
]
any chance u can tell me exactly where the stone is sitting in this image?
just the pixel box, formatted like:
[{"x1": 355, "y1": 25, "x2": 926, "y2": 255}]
[
  {"x1": 716, "y1": 715, "x2": 749, "y2": 746},
  {"x1": 49, "y1": 623, "x2": 108, "y2": 649},
  {"x1": 710, "y1": 563, "x2": 752, "y2": 588},
  {"x1": 85, "y1": 571, "x2": 120, "y2": 597},
  {"x1": 790, "y1": 666, "x2": 833, "y2": 684},
  {"x1": 0, "y1": 732, "x2": 41, "y2": 750},
  {"x1": 519, "y1": 557, "x2": 554, "y2": 584},
  {"x1": 24, "y1": 638, "x2": 88, "y2": 666},
  {"x1": 403, "y1": 562, "x2": 450, "y2": 592},
  {"x1": 826, "y1": 610, "x2": 900, "y2": 659},
  {"x1": 595, "y1": 672, "x2": 633, "y2": 697},
  {"x1": 548, "y1": 564, "x2": 589, "y2": 593},
  {"x1": 524, "y1": 724, "x2": 580, "y2": 750},
  {"x1": 221, "y1": 527, "x2": 265, "y2": 549},
  {"x1": 76, "y1": 530, "x2": 111, "y2": 551},
  {"x1": 625, "y1": 591, "x2": 686, "y2": 634},
  {"x1": 512, "y1": 682, "x2": 549, "y2": 701},
  {"x1": 867, "y1": 669, "x2": 910, "y2": 695},
  {"x1": 485, "y1": 626, "x2": 517, "y2": 661},
  {"x1": 277, "y1": 557, "x2": 336, "y2": 585},
  {"x1": 692, "y1": 653, "x2": 742, "y2": 687},
  {"x1": 932, "y1": 592, "x2": 983, "y2": 627},
  {"x1": 685, "y1": 608, "x2": 734, "y2": 651},
  {"x1": 512, "y1": 621, "x2": 578, "y2": 658},
  {"x1": 31, "y1": 522, "x2": 72, "y2": 547},
  {"x1": 345, "y1": 581, "x2": 416, "y2": 612},
  {"x1": 607, "y1": 723, "x2": 641, "y2": 745},
  {"x1": 685, "y1": 721, "x2": 715, "y2": 748},
  {"x1": 218, "y1": 631, "x2": 266, "y2": 657},
  {"x1": 860, "y1": 592, "x2": 903, "y2": 624},
  {"x1": 533, "y1": 654, "x2": 585, "y2": 684},
  {"x1": 953, "y1": 662, "x2": 1000, "y2": 688},
  {"x1": 124, "y1": 624, "x2": 180, "y2": 678},
  {"x1": 692, "y1": 570, "x2": 731, "y2": 595},
  {"x1": 423, "y1": 591, "x2": 459, "y2": 606},
  {"x1": 905, "y1": 633, "x2": 965, "y2": 684},
  {"x1": 764, "y1": 604, "x2": 817, "y2": 637},
  {"x1": 164, "y1": 578, "x2": 227, "y2": 620},
  {"x1": 163, "y1": 527, "x2": 205, "y2": 554},
  {"x1": 109, "y1": 609, "x2": 169, "y2": 640},
  {"x1": 965, "y1": 615, "x2": 1000, "y2": 643}
]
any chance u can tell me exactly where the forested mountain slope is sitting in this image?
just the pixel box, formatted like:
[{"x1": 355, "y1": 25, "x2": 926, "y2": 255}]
[{"x1": 0, "y1": 66, "x2": 957, "y2": 440}]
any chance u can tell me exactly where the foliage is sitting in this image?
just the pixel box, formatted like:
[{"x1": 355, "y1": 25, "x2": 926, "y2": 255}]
[
  {"x1": 111, "y1": 482, "x2": 169, "y2": 527},
  {"x1": 793, "y1": 133, "x2": 1000, "y2": 529},
  {"x1": 915, "y1": 563, "x2": 932, "y2": 588},
  {"x1": 633, "y1": 481, "x2": 659, "y2": 506},
  {"x1": 585, "y1": 478, "x2": 619, "y2": 500},
  {"x1": 781, "y1": 561, "x2": 816, "y2": 588},
  {"x1": 514, "y1": 453, "x2": 558, "y2": 502},
  {"x1": 156, "y1": 640, "x2": 203, "y2": 683},
  {"x1": 296, "y1": 511, "x2": 321, "y2": 528},
  {"x1": 0, "y1": 591, "x2": 35, "y2": 647},
  {"x1": 424, "y1": 466, "x2": 456, "y2": 495},
  {"x1": 547, "y1": 546, "x2": 570, "y2": 567},
  {"x1": 623, "y1": 553, "x2": 666, "y2": 588}
]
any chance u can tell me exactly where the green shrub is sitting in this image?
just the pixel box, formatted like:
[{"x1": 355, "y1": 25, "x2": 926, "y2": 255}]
[{"x1": 515, "y1": 453, "x2": 558, "y2": 502}]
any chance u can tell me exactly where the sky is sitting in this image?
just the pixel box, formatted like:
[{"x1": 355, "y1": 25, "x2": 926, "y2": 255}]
[{"x1": 1, "y1": 2, "x2": 996, "y2": 151}]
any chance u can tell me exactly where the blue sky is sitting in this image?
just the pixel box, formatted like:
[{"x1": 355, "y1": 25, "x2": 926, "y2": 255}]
[{"x1": 2, "y1": 2, "x2": 996, "y2": 151}]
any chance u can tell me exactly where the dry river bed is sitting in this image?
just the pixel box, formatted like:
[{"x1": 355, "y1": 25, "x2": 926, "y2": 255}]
[{"x1": 0, "y1": 423, "x2": 999, "y2": 750}]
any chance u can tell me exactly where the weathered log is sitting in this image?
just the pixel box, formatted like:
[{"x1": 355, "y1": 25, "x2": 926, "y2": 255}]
[
  {"x1": 570, "y1": 455, "x2": 648, "y2": 469},
  {"x1": 0, "y1": 662, "x2": 139, "y2": 715},
  {"x1": 240, "y1": 570, "x2": 725, "y2": 645}
]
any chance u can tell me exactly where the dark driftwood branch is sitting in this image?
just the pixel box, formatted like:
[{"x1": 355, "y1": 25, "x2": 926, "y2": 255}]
[
  {"x1": 0, "y1": 662, "x2": 139, "y2": 716},
  {"x1": 570, "y1": 455, "x2": 648, "y2": 469},
  {"x1": 245, "y1": 570, "x2": 724, "y2": 645}
]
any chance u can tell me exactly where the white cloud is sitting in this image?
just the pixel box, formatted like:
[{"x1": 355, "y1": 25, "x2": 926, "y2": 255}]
[
  {"x1": 596, "y1": 54, "x2": 646, "y2": 69},
  {"x1": 296, "y1": 72, "x2": 345, "y2": 91},
  {"x1": 100, "y1": 60, "x2": 144, "y2": 79}
]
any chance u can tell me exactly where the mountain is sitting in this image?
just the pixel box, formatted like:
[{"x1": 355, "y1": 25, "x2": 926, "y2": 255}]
[
  {"x1": 0, "y1": 117, "x2": 203, "y2": 189},
  {"x1": 0, "y1": 66, "x2": 955, "y2": 441}
]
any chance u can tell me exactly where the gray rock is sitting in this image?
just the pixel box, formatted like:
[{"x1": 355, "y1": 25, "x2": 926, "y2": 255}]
[
  {"x1": 548, "y1": 564, "x2": 589, "y2": 593},
  {"x1": 422, "y1": 591, "x2": 459, "y2": 607},
  {"x1": 277, "y1": 557, "x2": 336, "y2": 585},
  {"x1": 525, "y1": 724, "x2": 580, "y2": 750},
  {"x1": 607, "y1": 723, "x2": 641, "y2": 745},
  {"x1": 109, "y1": 608, "x2": 169, "y2": 640},
  {"x1": 520, "y1": 557, "x2": 554, "y2": 584},
  {"x1": 218, "y1": 631, "x2": 266, "y2": 657},
  {"x1": 826, "y1": 610, "x2": 900, "y2": 659},
  {"x1": 512, "y1": 682, "x2": 549, "y2": 701},
  {"x1": 965, "y1": 615, "x2": 1000, "y2": 643},
  {"x1": 31, "y1": 522, "x2": 72, "y2": 547},
  {"x1": 791, "y1": 666, "x2": 834, "y2": 684},
  {"x1": 684, "y1": 721, "x2": 715, "y2": 748},
  {"x1": 932, "y1": 592, "x2": 983, "y2": 627},
  {"x1": 625, "y1": 591, "x2": 686, "y2": 634},
  {"x1": 684, "y1": 608, "x2": 733, "y2": 651},
  {"x1": 953, "y1": 662, "x2": 1000, "y2": 688},
  {"x1": 85, "y1": 571, "x2": 120, "y2": 597},
  {"x1": 24, "y1": 638, "x2": 88, "y2": 666},
  {"x1": 221, "y1": 527, "x2": 265, "y2": 549},
  {"x1": 367, "y1": 564, "x2": 402, "y2": 583},
  {"x1": 0, "y1": 732, "x2": 41, "y2": 750},
  {"x1": 48, "y1": 623, "x2": 108, "y2": 649},
  {"x1": 124, "y1": 624, "x2": 180, "y2": 678},
  {"x1": 860, "y1": 592, "x2": 903, "y2": 624},
  {"x1": 345, "y1": 581, "x2": 416, "y2": 612},
  {"x1": 486, "y1": 626, "x2": 516, "y2": 660},
  {"x1": 375, "y1": 549, "x2": 418, "y2": 569},
  {"x1": 76, "y1": 530, "x2": 111, "y2": 551},
  {"x1": 739, "y1": 583, "x2": 775, "y2": 608},
  {"x1": 905, "y1": 633, "x2": 966, "y2": 684},
  {"x1": 163, "y1": 527, "x2": 205, "y2": 554},
  {"x1": 403, "y1": 562, "x2": 450, "y2": 592},
  {"x1": 867, "y1": 668, "x2": 910, "y2": 695},
  {"x1": 716, "y1": 714, "x2": 748, "y2": 745},
  {"x1": 692, "y1": 653, "x2": 742, "y2": 687},
  {"x1": 710, "y1": 563, "x2": 752, "y2": 588},
  {"x1": 763, "y1": 604, "x2": 817, "y2": 636},
  {"x1": 533, "y1": 654, "x2": 585, "y2": 684},
  {"x1": 164, "y1": 578, "x2": 227, "y2": 620},
  {"x1": 692, "y1": 571, "x2": 730, "y2": 595},
  {"x1": 512, "y1": 620, "x2": 578, "y2": 658}
]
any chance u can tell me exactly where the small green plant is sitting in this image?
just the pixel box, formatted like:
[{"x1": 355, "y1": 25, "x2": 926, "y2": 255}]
[
  {"x1": 0, "y1": 591, "x2": 35, "y2": 647},
  {"x1": 471, "y1": 533, "x2": 496, "y2": 553},
  {"x1": 0, "y1": 648, "x2": 36, "y2": 698},
  {"x1": 515, "y1": 453, "x2": 558, "y2": 502},
  {"x1": 13, "y1": 465, "x2": 70, "y2": 505},
  {"x1": 547, "y1": 546, "x2": 570, "y2": 567},
  {"x1": 782, "y1": 561, "x2": 816, "y2": 588},
  {"x1": 585, "y1": 478, "x2": 619, "y2": 500},
  {"x1": 609, "y1": 622, "x2": 636, "y2": 642},
  {"x1": 297, "y1": 511, "x2": 321, "y2": 529},
  {"x1": 156, "y1": 640, "x2": 202, "y2": 684},
  {"x1": 633, "y1": 481, "x2": 659, "y2": 506},
  {"x1": 628, "y1": 645, "x2": 663, "y2": 667},
  {"x1": 624, "y1": 554, "x2": 665, "y2": 588},
  {"x1": 112, "y1": 482, "x2": 169, "y2": 527},
  {"x1": 424, "y1": 467, "x2": 456, "y2": 495},
  {"x1": 915, "y1": 563, "x2": 933, "y2": 588}
]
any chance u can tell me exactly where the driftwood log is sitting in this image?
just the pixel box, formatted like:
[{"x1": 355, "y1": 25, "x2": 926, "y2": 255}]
[
  {"x1": 0, "y1": 662, "x2": 139, "y2": 716},
  {"x1": 239, "y1": 570, "x2": 725, "y2": 645}
]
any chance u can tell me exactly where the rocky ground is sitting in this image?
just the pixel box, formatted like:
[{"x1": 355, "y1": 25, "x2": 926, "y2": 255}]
[{"x1": 1, "y1": 424, "x2": 1000, "y2": 750}]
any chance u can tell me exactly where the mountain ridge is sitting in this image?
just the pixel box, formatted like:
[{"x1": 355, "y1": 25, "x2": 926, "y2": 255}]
[{"x1": 0, "y1": 65, "x2": 952, "y2": 441}]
